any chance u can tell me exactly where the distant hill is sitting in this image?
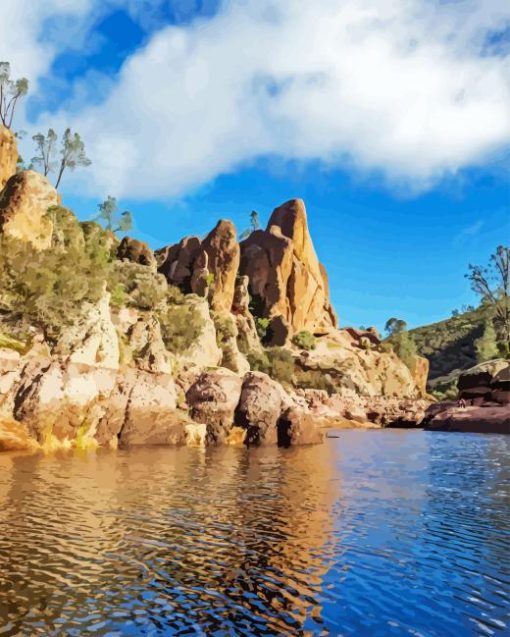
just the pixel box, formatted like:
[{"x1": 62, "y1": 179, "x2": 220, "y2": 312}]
[{"x1": 408, "y1": 306, "x2": 488, "y2": 392}]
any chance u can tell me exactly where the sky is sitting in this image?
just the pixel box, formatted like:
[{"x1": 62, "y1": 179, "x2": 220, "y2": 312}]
[{"x1": 1, "y1": 0, "x2": 509, "y2": 331}]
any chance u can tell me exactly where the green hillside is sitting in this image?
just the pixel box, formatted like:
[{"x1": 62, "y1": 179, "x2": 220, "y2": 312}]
[{"x1": 408, "y1": 306, "x2": 488, "y2": 388}]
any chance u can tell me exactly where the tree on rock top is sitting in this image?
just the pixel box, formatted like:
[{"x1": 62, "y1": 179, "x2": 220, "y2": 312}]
[
  {"x1": 96, "y1": 196, "x2": 133, "y2": 236},
  {"x1": 0, "y1": 62, "x2": 28, "y2": 130},
  {"x1": 31, "y1": 128, "x2": 91, "y2": 189}
]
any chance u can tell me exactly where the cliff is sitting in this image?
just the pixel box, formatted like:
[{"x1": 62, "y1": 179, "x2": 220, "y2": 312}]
[{"x1": 0, "y1": 129, "x2": 429, "y2": 452}]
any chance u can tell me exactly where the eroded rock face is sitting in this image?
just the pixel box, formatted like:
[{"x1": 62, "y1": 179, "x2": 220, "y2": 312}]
[
  {"x1": 277, "y1": 408, "x2": 324, "y2": 446},
  {"x1": 126, "y1": 315, "x2": 173, "y2": 375},
  {"x1": 117, "y1": 237, "x2": 157, "y2": 269},
  {"x1": 240, "y1": 199, "x2": 336, "y2": 344},
  {"x1": 0, "y1": 127, "x2": 18, "y2": 189},
  {"x1": 186, "y1": 369, "x2": 243, "y2": 444},
  {"x1": 157, "y1": 236, "x2": 201, "y2": 291},
  {"x1": 458, "y1": 359, "x2": 509, "y2": 403},
  {"x1": 178, "y1": 298, "x2": 222, "y2": 367},
  {"x1": 202, "y1": 220, "x2": 240, "y2": 312},
  {"x1": 0, "y1": 170, "x2": 57, "y2": 249},
  {"x1": 55, "y1": 290, "x2": 120, "y2": 369}
]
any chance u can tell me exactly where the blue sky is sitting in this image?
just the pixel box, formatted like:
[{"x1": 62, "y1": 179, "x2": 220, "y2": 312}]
[{"x1": 3, "y1": 0, "x2": 510, "y2": 331}]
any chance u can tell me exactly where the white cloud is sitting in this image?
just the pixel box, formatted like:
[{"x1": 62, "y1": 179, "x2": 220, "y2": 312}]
[{"x1": 18, "y1": 0, "x2": 510, "y2": 197}]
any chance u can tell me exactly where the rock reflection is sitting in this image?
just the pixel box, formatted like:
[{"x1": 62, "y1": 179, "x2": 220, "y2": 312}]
[{"x1": 0, "y1": 443, "x2": 337, "y2": 636}]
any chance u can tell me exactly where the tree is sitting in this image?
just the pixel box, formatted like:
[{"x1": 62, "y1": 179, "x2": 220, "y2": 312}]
[
  {"x1": 475, "y1": 321, "x2": 499, "y2": 363},
  {"x1": 466, "y1": 245, "x2": 510, "y2": 352},
  {"x1": 391, "y1": 330, "x2": 418, "y2": 370},
  {"x1": 250, "y1": 210, "x2": 260, "y2": 232},
  {"x1": 55, "y1": 128, "x2": 91, "y2": 188},
  {"x1": 239, "y1": 210, "x2": 262, "y2": 240},
  {"x1": 0, "y1": 62, "x2": 28, "y2": 129},
  {"x1": 96, "y1": 196, "x2": 133, "y2": 235},
  {"x1": 385, "y1": 317, "x2": 407, "y2": 336},
  {"x1": 31, "y1": 129, "x2": 58, "y2": 176}
]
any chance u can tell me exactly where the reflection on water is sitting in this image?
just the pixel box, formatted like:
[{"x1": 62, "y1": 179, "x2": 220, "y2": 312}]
[{"x1": 0, "y1": 431, "x2": 509, "y2": 636}]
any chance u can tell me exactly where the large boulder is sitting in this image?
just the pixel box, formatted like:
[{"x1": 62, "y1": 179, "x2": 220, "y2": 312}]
[
  {"x1": 117, "y1": 236, "x2": 157, "y2": 269},
  {"x1": 186, "y1": 369, "x2": 243, "y2": 444},
  {"x1": 117, "y1": 370, "x2": 185, "y2": 447},
  {"x1": 0, "y1": 170, "x2": 57, "y2": 249},
  {"x1": 458, "y1": 359, "x2": 510, "y2": 401},
  {"x1": 0, "y1": 126, "x2": 18, "y2": 189},
  {"x1": 240, "y1": 199, "x2": 336, "y2": 344},
  {"x1": 277, "y1": 408, "x2": 324, "y2": 446},
  {"x1": 235, "y1": 372, "x2": 283, "y2": 445},
  {"x1": 157, "y1": 236, "x2": 201, "y2": 291},
  {"x1": 201, "y1": 219, "x2": 240, "y2": 312}
]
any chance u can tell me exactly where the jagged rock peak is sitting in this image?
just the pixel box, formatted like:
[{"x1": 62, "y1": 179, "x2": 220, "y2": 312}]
[{"x1": 240, "y1": 198, "x2": 337, "y2": 344}]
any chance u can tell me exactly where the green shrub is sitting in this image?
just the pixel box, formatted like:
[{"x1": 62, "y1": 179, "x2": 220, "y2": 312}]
[
  {"x1": 291, "y1": 330, "x2": 316, "y2": 351},
  {"x1": 0, "y1": 226, "x2": 111, "y2": 341},
  {"x1": 212, "y1": 312, "x2": 237, "y2": 346},
  {"x1": 109, "y1": 261, "x2": 167, "y2": 310},
  {"x1": 266, "y1": 347, "x2": 295, "y2": 384},
  {"x1": 380, "y1": 341, "x2": 393, "y2": 354},
  {"x1": 255, "y1": 317, "x2": 270, "y2": 340},
  {"x1": 158, "y1": 302, "x2": 205, "y2": 354},
  {"x1": 246, "y1": 349, "x2": 271, "y2": 375}
]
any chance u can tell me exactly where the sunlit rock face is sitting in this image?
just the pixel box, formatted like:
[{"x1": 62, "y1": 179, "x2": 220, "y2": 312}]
[
  {"x1": 240, "y1": 199, "x2": 337, "y2": 345},
  {"x1": 201, "y1": 219, "x2": 240, "y2": 312},
  {"x1": 0, "y1": 127, "x2": 17, "y2": 190},
  {"x1": 0, "y1": 170, "x2": 57, "y2": 249}
]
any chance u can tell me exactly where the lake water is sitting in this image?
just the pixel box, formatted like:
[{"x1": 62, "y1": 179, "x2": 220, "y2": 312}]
[{"x1": 0, "y1": 430, "x2": 509, "y2": 636}]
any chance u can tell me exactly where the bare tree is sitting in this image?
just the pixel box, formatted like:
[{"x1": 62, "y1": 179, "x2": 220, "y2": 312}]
[
  {"x1": 31, "y1": 129, "x2": 58, "y2": 176},
  {"x1": 55, "y1": 128, "x2": 91, "y2": 188},
  {"x1": 0, "y1": 62, "x2": 28, "y2": 129},
  {"x1": 466, "y1": 245, "x2": 510, "y2": 353}
]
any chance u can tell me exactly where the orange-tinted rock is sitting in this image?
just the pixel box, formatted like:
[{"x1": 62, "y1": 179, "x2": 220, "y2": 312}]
[
  {"x1": 117, "y1": 236, "x2": 156, "y2": 268},
  {"x1": 157, "y1": 236, "x2": 202, "y2": 291},
  {"x1": 201, "y1": 219, "x2": 240, "y2": 312},
  {"x1": 235, "y1": 372, "x2": 283, "y2": 445},
  {"x1": 0, "y1": 126, "x2": 18, "y2": 190},
  {"x1": 0, "y1": 170, "x2": 57, "y2": 249},
  {"x1": 240, "y1": 199, "x2": 336, "y2": 343}
]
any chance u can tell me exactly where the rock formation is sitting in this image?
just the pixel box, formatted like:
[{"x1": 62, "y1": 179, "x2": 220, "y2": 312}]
[
  {"x1": 117, "y1": 236, "x2": 157, "y2": 269},
  {"x1": 0, "y1": 170, "x2": 57, "y2": 249},
  {"x1": 425, "y1": 359, "x2": 510, "y2": 433},
  {"x1": 0, "y1": 127, "x2": 18, "y2": 189},
  {"x1": 240, "y1": 199, "x2": 336, "y2": 344},
  {"x1": 201, "y1": 220, "x2": 240, "y2": 312}
]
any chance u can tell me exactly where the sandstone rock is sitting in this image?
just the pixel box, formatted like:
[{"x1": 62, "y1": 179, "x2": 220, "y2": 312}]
[
  {"x1": 240, "y1": 199, "x2": 336, "y2": 342},
  {"x1": 55, "y1": 290, "x2": 120, "y2": 369},
  {"x1": 213, "y1": 311, "x2": 250, "y2": 375},
  {"x1": 277, "y1": 408, "x2": 324, "y2": 446},
  {"x1": 190, "y1": 250, "x2": 210, "y2": 298},
  {"x1": 157, "y1": 236, "x2": 202, "y2": 291},
  {"x1": 0, "y1": 126, "x2": 18, "y2": 189},
  {"x1": 186, "y1": 368, "x2": 243, "y2": 444},
  {"x1": 12, "y1": 360, "x2": 116, "y2": 444},
  {"x1": 184, "y1": 422, "x2": 208, "y2": 447},
  {"x1": 458, "y1": 359, "x2": 509, "y2": 400},
  {"x1": 178, "y1": 297, "x2": 222, "y2": 367},
  {"x1": 117, "y1": 236, "x2": 157, "y2": 268},
  {"x1": 232, "y1": 275, "x2": 262, "y2": 354},
  {"x1": 0, "y1": 170, "x2": 57, "y2": 249},
  {"x1": 424, "y1": 403, "x2": 510, "y2": 434},
  {"x1": 235, "y1": 372, "x2": 283, "y2": 445},
  {"x1": 118, "y1": 370, "x2": 185, "y2": 447},
  {"x1": 410, "y1": 356, "x2": 430, "y2": 398},
  {"x1": 0, "y1": 418, "x2": 38, "y2": 452},
  {"x1": 126, "y1": 315, "x2": 173, "y2": 374},
  {"x1": 202, "y1": 219, "x2": 240, "y2": 312}
]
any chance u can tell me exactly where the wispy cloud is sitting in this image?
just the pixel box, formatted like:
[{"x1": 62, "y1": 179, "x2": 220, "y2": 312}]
[
  {"x1": 453, "y1": 220, "x2": 485, "y2": 246},
  {"x1": 5, "y1": 0, "x2": 510, "y2": 200}
]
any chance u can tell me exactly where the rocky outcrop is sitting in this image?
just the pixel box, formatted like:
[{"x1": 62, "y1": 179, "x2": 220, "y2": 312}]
[
  {"x1": 277, "y1": 408, "x2": 324, "y2": 446},
  {"x1": 186, "y1": 369, "x2": 243, "y2": 444},
  {"x1": 0, "y1": 127, "x2": 18, "y2": 189},
  {"x1": 424, "y1": 360, "x2": 510, "y2": 433},
  {"x1": 213, "y1": 311, "x2": 250, "y2": 375},
  {"x1": 126, "y1": 315, "x2": 173, "y2": 374},
  {"x1": 117, "y1": 236, "x2": 157, "y2": 269},
  {"x1": 235, "y1": 372, "x2": 283, "y2": 445},
  {"x1": 178, "y1": 297, "x2": 222, "y2": 367},
  {"x1": 157, "y1": 236, "x2": 202, "y2": 291},
  {"x1": 55, "y1": 290, "x2": 120, "y2": 369},
  {"x1": 240, "y1": 199, "x2": 336, "y2": 344},
  {"x1": 201, "y1": 220, "x2": 240, "y2": 312},
  {"x1": 0, "y1": 170, "x2": 57, "y2": 249}
]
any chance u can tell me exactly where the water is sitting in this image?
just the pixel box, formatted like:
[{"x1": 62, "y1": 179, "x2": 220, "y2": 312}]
[{"x1": 0, "y1": 430, "x2": 508, "y2": 637}]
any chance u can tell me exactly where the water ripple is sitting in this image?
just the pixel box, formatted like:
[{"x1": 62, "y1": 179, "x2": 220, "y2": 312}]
[{"x1": 0, "y1": 431, "x2": 509, "y2": 636}]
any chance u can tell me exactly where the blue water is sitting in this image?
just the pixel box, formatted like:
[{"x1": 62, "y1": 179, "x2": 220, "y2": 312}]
[{"x1": 0, "y1": 430, "x2": 508, "y2": 636}]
